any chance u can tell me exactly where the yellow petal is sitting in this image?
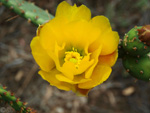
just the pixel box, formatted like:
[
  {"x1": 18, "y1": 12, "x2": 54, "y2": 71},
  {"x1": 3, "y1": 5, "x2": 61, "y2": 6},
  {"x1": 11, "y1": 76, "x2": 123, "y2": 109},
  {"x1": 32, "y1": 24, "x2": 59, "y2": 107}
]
[
  {"x1": 89, "y1": 16, "x2": 119, "y2": 55},
  {"x1": 59, "y1": 61, "x2": 76, "y2": 80},
  {"x1": 100, "y1": 30, "x2": 119, "y2": 55},
  {"x1": 30, "y1": 36, "x2": 55, "y2": 72},
  {"x1": 99, "y1": 50, "x2": 118, "y2": 67},
  {"x1": 56, "y1": 1, "x2": 91, "y2": 21},
  {"x1": 39, "y1": 69, "x2": 73, "y2": 91},
  {"x1": 63, "y1": 20, "x2": 101, "y2": 49},
  {"x1": 56, "y1": 73, "x2": 91, "y2": 84},
  {"x1": 79, "y1": 65, "x2": 112, "y2": 89},
  {"x1": 39, "y1": 19, "x2": 64, "y2": 51},
  {"x1": 85, "y1": 45, "x2": 102, "y2": 78},
  {"x1": 91, "y1": 16, "x2": 111, "y2": 31}
]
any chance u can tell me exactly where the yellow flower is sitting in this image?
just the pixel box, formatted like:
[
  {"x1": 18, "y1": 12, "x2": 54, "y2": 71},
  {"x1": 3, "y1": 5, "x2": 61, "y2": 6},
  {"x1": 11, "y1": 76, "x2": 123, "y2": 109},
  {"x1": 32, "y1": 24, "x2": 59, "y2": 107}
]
[{"x1": 30, "y1": 1, "x2": 119, "y2": 96}]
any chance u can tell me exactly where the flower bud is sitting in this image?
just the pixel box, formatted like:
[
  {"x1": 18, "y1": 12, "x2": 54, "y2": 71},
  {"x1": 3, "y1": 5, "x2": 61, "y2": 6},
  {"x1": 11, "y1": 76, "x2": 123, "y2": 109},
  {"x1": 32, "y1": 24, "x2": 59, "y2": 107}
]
[{"x1": 138, "y1": 25, "x2": 150, "y2": 46}]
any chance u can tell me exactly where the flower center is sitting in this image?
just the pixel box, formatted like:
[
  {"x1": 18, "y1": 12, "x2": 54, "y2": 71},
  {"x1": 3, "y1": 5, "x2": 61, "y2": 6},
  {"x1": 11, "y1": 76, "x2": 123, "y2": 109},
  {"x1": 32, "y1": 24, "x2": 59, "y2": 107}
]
[{"x1": 64, "y1": 48, "x2": 83, "y2": 68}]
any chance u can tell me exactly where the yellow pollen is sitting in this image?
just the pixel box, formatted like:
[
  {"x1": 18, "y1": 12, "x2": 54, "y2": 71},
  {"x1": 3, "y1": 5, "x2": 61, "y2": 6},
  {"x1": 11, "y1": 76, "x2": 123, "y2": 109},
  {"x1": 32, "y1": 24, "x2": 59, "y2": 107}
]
[{"x1": 64, "y1": 48, "x2": 83, "y2": 68}]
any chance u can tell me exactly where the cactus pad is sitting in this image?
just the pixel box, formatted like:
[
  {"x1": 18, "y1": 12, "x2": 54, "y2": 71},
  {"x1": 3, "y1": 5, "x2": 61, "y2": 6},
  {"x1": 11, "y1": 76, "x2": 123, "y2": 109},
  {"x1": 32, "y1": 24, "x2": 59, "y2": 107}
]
[
  {"x1": 0, "y1": 0, "x2": 54, "y2": 26},
  {"x1": 123, "y1": 26, "x2": 150, "y2": 57},
  {"x1": 123, "y1": 52, "x2": 150, "y2": 81}
]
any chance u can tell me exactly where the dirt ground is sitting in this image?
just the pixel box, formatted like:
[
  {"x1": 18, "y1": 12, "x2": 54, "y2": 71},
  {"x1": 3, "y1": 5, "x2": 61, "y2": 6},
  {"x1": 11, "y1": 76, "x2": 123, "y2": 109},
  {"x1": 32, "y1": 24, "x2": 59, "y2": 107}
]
[{"x1": 0, "y1": 0, "x2": 150, "y2": 113}]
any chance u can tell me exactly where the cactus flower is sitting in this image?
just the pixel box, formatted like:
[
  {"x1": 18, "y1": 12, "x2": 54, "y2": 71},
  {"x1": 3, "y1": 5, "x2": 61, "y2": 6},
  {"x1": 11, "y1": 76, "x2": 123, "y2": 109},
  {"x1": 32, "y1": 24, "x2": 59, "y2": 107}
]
[{"x1": 30, "y1": 1, "x2": 119, "y2": 96}]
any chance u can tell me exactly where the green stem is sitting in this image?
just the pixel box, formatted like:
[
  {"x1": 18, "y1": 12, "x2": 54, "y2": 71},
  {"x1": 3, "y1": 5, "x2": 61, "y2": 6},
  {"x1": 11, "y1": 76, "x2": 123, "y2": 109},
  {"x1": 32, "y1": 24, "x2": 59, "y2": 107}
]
[
  {"x1": 0, "y1": 84, "x2": 31, "y2": 113},
  {"x1": 0, "y1": 0, "x2": 54, "y2": 26}
]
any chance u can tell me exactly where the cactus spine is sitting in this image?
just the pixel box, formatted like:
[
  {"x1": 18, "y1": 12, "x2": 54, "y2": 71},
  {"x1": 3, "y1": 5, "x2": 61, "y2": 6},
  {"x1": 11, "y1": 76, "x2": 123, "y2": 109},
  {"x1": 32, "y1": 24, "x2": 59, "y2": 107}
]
[
  {"x1": 0, "y1": 84, "x2": 32, "y2": 113},
  {"x1": 0, "y1": 0, "x2": 54, "y2": 26}
]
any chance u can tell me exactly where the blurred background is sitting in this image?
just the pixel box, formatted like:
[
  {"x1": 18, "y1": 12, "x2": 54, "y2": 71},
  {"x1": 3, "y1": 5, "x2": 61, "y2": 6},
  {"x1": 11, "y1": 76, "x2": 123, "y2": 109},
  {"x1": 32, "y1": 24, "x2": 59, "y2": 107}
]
[{"x1": 0, "y1": 0, "x2": 150, "y2": 113}]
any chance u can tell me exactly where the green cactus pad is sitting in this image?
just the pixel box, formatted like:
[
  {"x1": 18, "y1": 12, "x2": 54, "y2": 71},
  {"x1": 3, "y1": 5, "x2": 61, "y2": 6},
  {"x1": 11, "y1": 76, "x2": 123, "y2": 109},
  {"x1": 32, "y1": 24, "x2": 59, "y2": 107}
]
[
  {"x1": 123, "y1": 52, "x2": 150, "y2": 81},
  {"x1": 123, "y1": 26, "x2": 150, "y2": 57},
  {"x1": 0, "y1": 0, "x2": 54, "y2": 26}
]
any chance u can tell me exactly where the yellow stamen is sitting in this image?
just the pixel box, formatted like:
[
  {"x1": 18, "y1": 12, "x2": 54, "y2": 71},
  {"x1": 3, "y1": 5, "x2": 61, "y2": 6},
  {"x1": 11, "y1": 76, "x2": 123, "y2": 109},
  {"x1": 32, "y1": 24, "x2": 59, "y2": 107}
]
[{"x1": 64, "y1": 48, "x2": 83, "y2": 68}]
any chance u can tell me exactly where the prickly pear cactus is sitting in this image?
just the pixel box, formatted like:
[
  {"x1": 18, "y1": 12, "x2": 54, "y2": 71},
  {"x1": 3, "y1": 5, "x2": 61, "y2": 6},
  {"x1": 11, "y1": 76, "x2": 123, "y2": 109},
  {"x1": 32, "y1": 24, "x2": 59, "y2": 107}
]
[
  {"x1": 122, "y1": 26, "x2": 150, "y2": 57},
  {"x1": 122, "y1": 25, "x2": 150, "y2": 81}
]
